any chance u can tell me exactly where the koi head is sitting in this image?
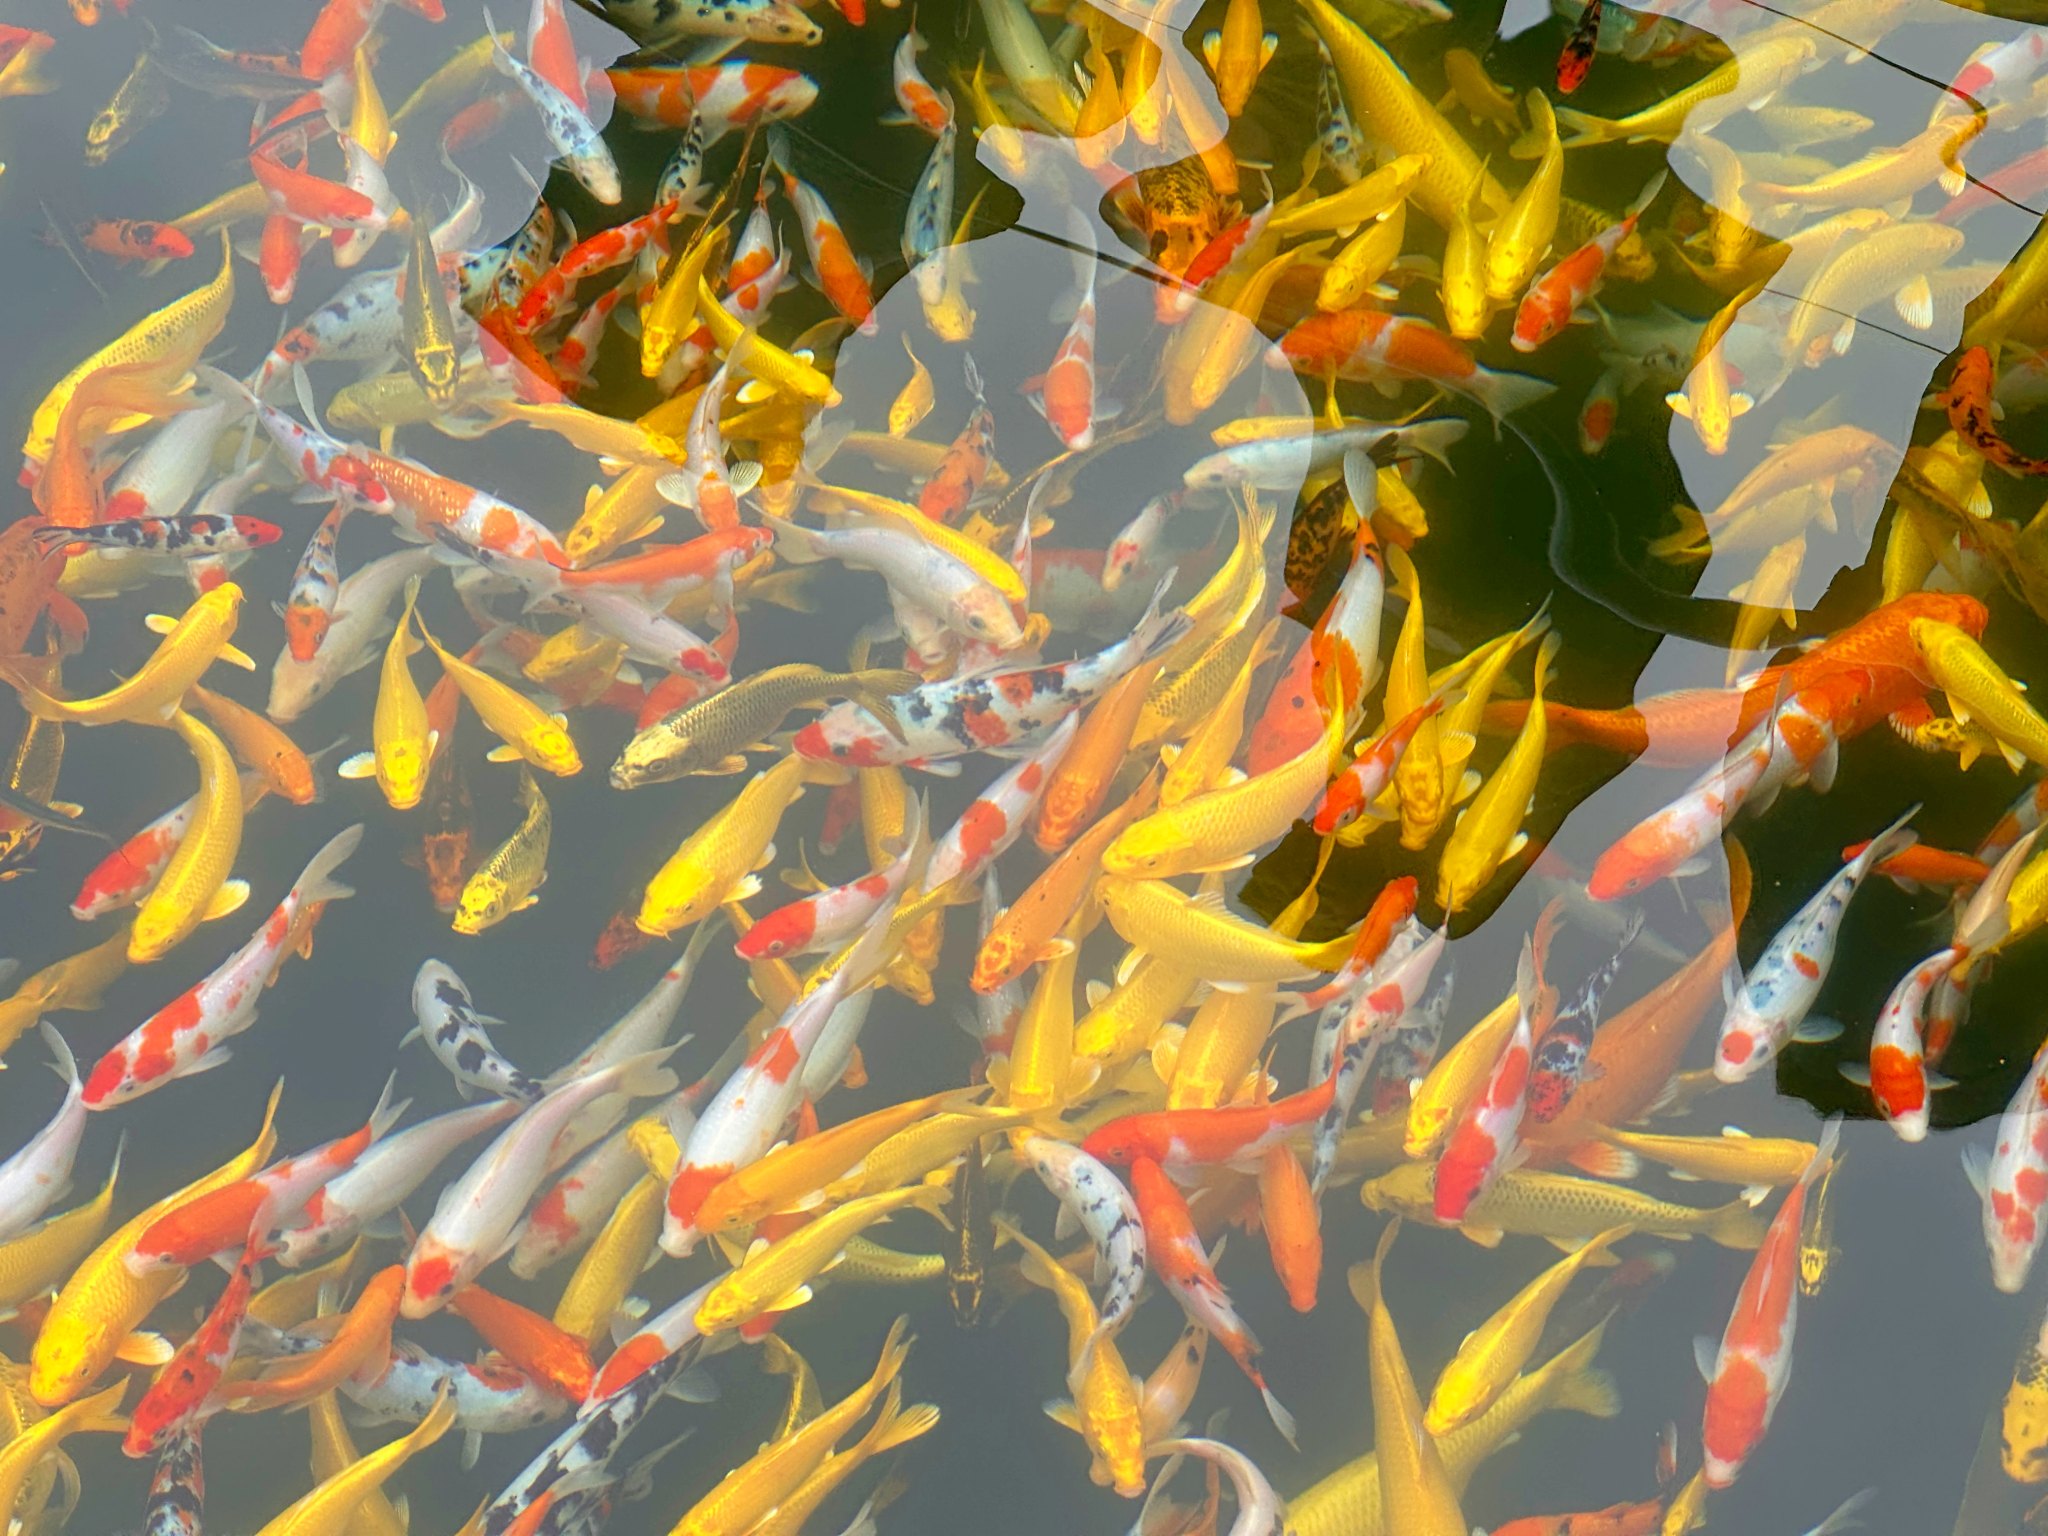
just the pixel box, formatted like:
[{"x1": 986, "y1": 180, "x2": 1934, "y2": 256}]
[
  {"x1": 128, "y1": 904, "x2": 188, "y2": 966},
  {"x1": 380, "y1": 739, "x2": 430, "y2": 813},
  {"x1": 1511, "y1": 287, "x2": 1571, "y2": 354},
  {"x1": 1101, "y1": 819, "x2": 1193, "y2": 880},
  {"x1": 529, "y1": 723, "x2": 582, "y2": 777},
  {"x1": 732, "y1": 903, "x2": 813, "y2": 961},
  {"x1": 969, "y1": 932, "x2": 1025, "y2": 997},
  {"x1": 400, "y1": 1241, "x2": 465, "y2": 1319},
  {"x1": 27, "y1": 1312, "x2": 103, "y2": 1405},
  {"x1": 284, "y1": 603, "x2": 331, "y2": 665},
  {"x1": 452, "y1": 871, "x2": 510, "y2": 936}
]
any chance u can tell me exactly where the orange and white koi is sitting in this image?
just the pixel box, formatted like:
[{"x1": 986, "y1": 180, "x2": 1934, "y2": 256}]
[
  {"x1": 1310, "y1": 697, "x2": 1444, "y2": 835},
  {"x1": 736, "y1": 805, "x2": 925, "y2": 962},
  {"x1": 776, "y1": 143, "x2": 873, "y2": 331},
  {"x1": 889, "y1": 26, "x2": 951, "y2": 134},
  {"x1": 1512, "y1": 171, "x2": 1666, "y2": 353},
  {"x1": 82, "y1": 826, "x2": 362, "y2": 1110},
  {"x1": 70, "y1": 780, "x2": 262, "y2": 922},
  {"x1": 1434, "y1": 938, "x2": 1538, "y2": 1223},
  {"x1": 1128, "y1": 1157, "x2": 1296, "y2": 1445},
  {"x1": 1084, "y1": 1058, "x2": 1339, "y2": 1177},
  {"x1": 924, "y1": 715, "x2": 1079, "y2": 893},
  {"x1": 129, "y1": 1077, "x2": 402, "y2": 1273},
  {"x1": 515, "y1": 203, "x2": 674, "y2": 335},
  {"x1": 605, "y1": 63, "x2": 817, "y2": 142},
  {"x1": 1282, "y1": 307, "x2": 1554, "y2": 418},
  {"x1": 526, "y1": 0, "x2": 585, "y2": 108},
  {"x1": 1310, "y1": 464, "x2": 1385, "y2": 720},
  {"x1": 1027, "y1": 268, "x2": 1104, "y2": 453},
  {"x1": 1699, "y1": 1124, "x2": 1838, "y2": 1487}
]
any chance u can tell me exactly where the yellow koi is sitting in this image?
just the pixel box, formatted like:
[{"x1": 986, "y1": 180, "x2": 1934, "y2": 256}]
[
  {"x1": 990, "y1": 947, "x2": 1093, "y2": 1113},
  {"x1": 0, "y1": 1381, "x2": 126, "y2": 1516},
  {"x1": 1485, "y1": 90, "x2": 1564, "y2": 304},
  {"x1": 1000, "y1": 1218, "x2": 1146, "y2": 1498},
  {"x1": 1384, "y1": 545, "x2": 1445, "y2": 850},
  {"x1": 453, "y1": 768, "x2": 550, "y2": 935},
  {"x1": 0, "y1": 1140, "x2": 122, "y2": 1314},
  {"x1": 1554, "y1": 34, "x2": 1819, "y2": 146},
  {"x1": 338, "y1": 575, "x2": 433, "y2": 810},
  {"x1": 1436, "y1": 48, "x2": 1522, "y2": 138},
  {"x1": 889, "y1": 335, "x2": 935, "y2": 437},
  {"x1": 695, "y1": 1184, "x2": 949, "y2": 1334},
  {"x1": 0, "y1": 925, "x2": 130, "y2": 1060},
  {"x1": 5, "y1": 583, "x2": 251, "y2": 727},
  {"x1": 1910, "y1": 618, "x2": 2048, "y2": 769},
  {"x1": 1357, "y1": 1224, "x2": 1466, "y2": 1535},
  {"x1": 130, "y1": 709, "x2": 248, "y2": 964},
  {"x1": 1200, "y1": 0, "x2": 1276, "y2": 118},
  {"x1": 1436, "y1": 632, "x2": 1560, "y2": 913},
  {"x1": 565, "y1": 463, "x2": 670, "y2": 568},
  {"x1": 641, "y1": 219, "x2": 730, "y2": 378},
  {"x1": 252, "y1": 1386, "x2": 453, "y2": 1536},
  {"x1": 696, "y1": 276, "x2": 840, "y2": 406},
  {"x1": 24, "y1": 232, "x2": 235, "y2": 468},
  {"x1": 1302, "y1": 0, "x2": 1508, "y2": 229},
  {"x1": 1095, "y1": 876, "x2": 1355, "y2": 987},
  {"x1": 552, "y1": 1175, "x2": 662, "y2": 1347},
  {"x1": 1424, "y1": 1226, "x2": 1628, "y2": 1434},
  {"x1": 346, "y1": 45, "x2": 395, "y2": 161},
  {"x1": 31, "y1": 1084, "x2": 279, "y2": 1404},
  {"x1": 637, "y1": 752, "x2": 813, "y2": 936},
  {"x1": 415, "y1": 612, "x2": 581, "y2": 776},
  {"x1": 308, "y1": 1391, "x2": 407, "y2": 1536},
  {"x1": 1319, "y1": 201, "x2": 1408, "y2": 312}
]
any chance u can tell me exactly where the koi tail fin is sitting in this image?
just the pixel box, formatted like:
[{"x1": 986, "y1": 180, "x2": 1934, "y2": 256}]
[
  {"x1": 1542, "y1": 1323, "x2": 1622, "y2": 1420},
  {"x1": 292, "y1": 823, "x2": 364, "y2": 907},
  {"x1": 1553, "y1": 106, "x2": 1625, "y2": 148},
  {"x1": 1470, "y1": 362, "x2": 1557, "y2": 420},
  {"x1": 1127, "y1": 572, "x2": 1194, "y2": 665},
  {"x1": 851, "y1": 668, "x2": 920, "y2": 743},
  {"x1": 1704, "y1": 1195, "x2": 1771, "y2": 1250}
]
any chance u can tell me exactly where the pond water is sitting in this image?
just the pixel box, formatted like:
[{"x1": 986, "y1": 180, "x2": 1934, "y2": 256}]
[{"x1": 3, "y1": 0, "x2": 2048, "y2": 1533}]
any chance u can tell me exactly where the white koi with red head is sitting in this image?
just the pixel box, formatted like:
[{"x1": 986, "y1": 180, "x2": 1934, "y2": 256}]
[
  {"x1": 82, "y1": 826, "x2": 363, "y2": 1111},
  {"x1": 102, "y1": 400, "x2": 236, "y2": 524},
  {"x1": 271, "y1": 1098, "x2": 521, "y2": 1268},
  {"x1": 582, "y1": 1277, "x2": 721, "y2": 1408},
  {"x1": 661, "y1": 883, "x2": 912, "y2": 1257},
  {"x1": 404, "y1": 1047, "x2": 678, "y2": 1316},
  {"x1": 1700, "y1": 1121, "x2": 1839, "y2": 1488},
  {"x1": 735, "y1": 802, "x2": 926, "y2": 963},
  {"x1": 1716, "y1": 805, "x2": 1918, "y2": 1082},
  {"x1": 1433, "y1": 938, "x2": 1537, "y2": 1223}
]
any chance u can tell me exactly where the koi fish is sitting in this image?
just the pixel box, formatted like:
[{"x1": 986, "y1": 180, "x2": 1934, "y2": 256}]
[
  {"x1": 1435, "y1": 939, "x2": 1539, "y2": 1222},
  {"x1": 1513, "y1": 171, "x2": 1665, "y2": 352},
  {"x1": 405, "y1": 959, "x2": 541, "y2": 1102},
  {"x1": 1699, "y1": 1124, "x2": 1839, "y2": 1487},
  {"x1": 83, "y1": 826, "x2": 361, "y2": 1109},
  {"x1": 1526, "y1": 912, "x2": 1641, "y2": 1125},
  {"x1": 1557, "y1": 0, "x2": 1602, "y2": 92}
]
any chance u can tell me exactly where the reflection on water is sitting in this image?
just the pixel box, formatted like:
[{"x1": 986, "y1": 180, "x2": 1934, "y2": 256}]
[{"x1": 6, "y1": 0, "x2": 2048, "y2": 1533}]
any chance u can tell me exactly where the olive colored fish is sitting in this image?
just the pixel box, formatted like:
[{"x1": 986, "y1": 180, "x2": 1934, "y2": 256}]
[
  {"x1": 611, "y1": 664, "x2": 916, "y2": 787},
  {"x1": 453, "y1": 769, "x2": 551, "y2": 935}
]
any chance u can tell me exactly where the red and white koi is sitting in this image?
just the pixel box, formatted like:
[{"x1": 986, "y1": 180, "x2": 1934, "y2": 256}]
[
  {"x1": 0, "y1": 1023, "x2": 86, "y2": 1241},
  {"x1": 582, "y1": 1277, "x2": 721, "y2": 1406},
  {"x1": 1699, "y1": 1123, "x2": 1839, "y2": 1488},
  {"x1": 508, "y1": 1128, "x2": 649, "y2": 1279},
  {"x1": 666, "y1": 364, "x2": 760, "y2": 532},
  {"x1": 123, "y1": 1227, "x2": 265, "y2": 1457},
  {"x1": 794, "y1": 586, "x2": 1187, "y2": 768},
  {"x1": 605, "y1": 62, "x2": 818, "y2": 143},
  {"x1": 735, "y1": 805, "x2": 926, "y2": 962},
  {"x1": 198, "y1": 367, "x2": 396, "y2": 516},
  {"x1": 271, "y1": 1097, "x2": 521, "y2": 1268},
  {"x1": 403, "y1": 1049, "x2": 675, "y2": 1317},
  {"x1": 1849, "y1": 829, "x2": 2039, "y2": 1141},
  {"x1": 660, "y1": 894, "x2": 908, "y2": 1258},
  {"x1": 526, "y1": 0, "x2": 586, "y2": 108},
  {"x1": 71, "y1": 784, "x2": 249, "y2": 921},
  {"x1": 129, "y1": 1076, "x2": 404, "y2": 1272},
  {"x1": 1586, "y1": 712, "x2": 1779, "y2": 902},
  {"x1": 101, "y1": 400, "x2": 238, "y2": 522},
  {"x1": 1716, "y1": 806, "x2": 1918, "y2": 1082},
  {"x1": 1512, "y1": 171, "x2": 1666, "y2": 353},
  {"x1": 270, "y1": 548, "x2": 441, "y2": 723},
  {"x1": 1967, "y1": 1034, "x2": 2048, "y2": 1292},
  {"x1": 1433, "y1": 938, "x2": 1537, "y2": 1222},
  {"x1": 82, "y1": 826, "x2": 363, "y2": 1111},
  {"x1": 1028, "y1": 267, "x2": 1104, "y2": 453},
  {"x1": 1281, "y1": 307, "x2": 1554, "y2": 419},
  {"x1": 488, "y1": 12, "x2": 620, "y2": 203},
  {"x1": 1128, "y1": 1157, "x2": 1297, "y2": 1445},
  {"x1": 923, "y1": 714, "x2": 1080, "y2": 893}
]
